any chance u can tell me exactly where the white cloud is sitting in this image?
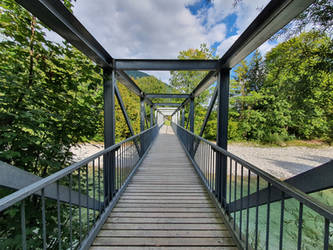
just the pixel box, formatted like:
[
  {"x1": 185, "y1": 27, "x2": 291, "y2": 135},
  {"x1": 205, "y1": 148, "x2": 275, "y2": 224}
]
[
  {"x1": 72, "y1": 0, "x2": 220, "y2": 59},
  {"x1": 258, "y1": 40, "x2": 277, "y2": 56},
  {"x1": 216, "y1": 34, "x2": 239, "y2": 56},
  {"x1": 69, "y1": 0, "x2": 234, "y2": 83},
  {"x1": 43, "y1": 0, "x2": 275, "y2": 83},
  {"x1": 203, "y1": 0, "x2": 270, "y2": 58},
  {"x1": 233, "y1": 0, "x2": 269, "y2": 32}
]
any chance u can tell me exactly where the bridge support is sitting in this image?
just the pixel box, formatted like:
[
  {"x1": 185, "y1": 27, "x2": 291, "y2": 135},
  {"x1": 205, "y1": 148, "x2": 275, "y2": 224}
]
[
  {"x1": 181, "y1": 109, "x2": 185, "y2": 127},
  {"x1": 150, "y1": 105, "x2": 154, "y2": 127},
  {"x1": 216, "y1": 69, "x2": 230, "y2": 208},
  {"x1": 188, "y1": 98, "x2": 195, "y2": 156},
  {"x1": 189, "y1": 97, "x2": 195, "y2": 133},
  {"x1": 140, "y1": 97, "x2": 145, "y2": 131},
  {"x1": 103, "y1": 69, "x2": 116, "y2": 202},
  {"x1": 140, "y1": 97, "x2": 145, "y2": 155}
]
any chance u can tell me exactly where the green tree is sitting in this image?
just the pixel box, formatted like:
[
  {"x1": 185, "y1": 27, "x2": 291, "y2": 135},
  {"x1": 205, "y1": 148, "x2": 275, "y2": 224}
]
[
  {"x1": 170, "y1": 43, "x2": 217, "y2": 135},
  {"x1": 0, "y1": 0, "x2": 102, "y2": 248},
  {"x1": 275, "y1": 0, "x2": 333, "y2": 39},
  {"x1": 264, "y1": 31, "x2": 333, "y2": 140}
]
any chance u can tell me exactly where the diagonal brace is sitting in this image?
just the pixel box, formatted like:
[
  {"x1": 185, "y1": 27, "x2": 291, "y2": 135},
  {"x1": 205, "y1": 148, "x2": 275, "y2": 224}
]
[
  {"x1": 228, "y1": 160, "x2": 333, "y2": 212},
  {"x1": 114, "y1": 83, "x2": 140, "y2": 153},
  {"x1": 193, "y1": 87, "x2": 218, "y2": 155},
  {"x1": 0, "y1": 161, "x2": 101, "y2": 210}
]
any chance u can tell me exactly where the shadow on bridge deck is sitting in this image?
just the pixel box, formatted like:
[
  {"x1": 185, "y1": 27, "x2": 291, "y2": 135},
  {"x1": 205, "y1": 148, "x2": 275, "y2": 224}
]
[{"x1": 90, "y1": 126, "x2": 237, "y2": 249}]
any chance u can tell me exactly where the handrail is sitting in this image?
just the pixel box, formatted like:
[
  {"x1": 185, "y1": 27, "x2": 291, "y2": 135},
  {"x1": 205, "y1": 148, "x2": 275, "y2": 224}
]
[
  {"x1": 0, "y1": 124, "x2": 161, "y2": 249},
  {"x1": 172, "y1": 122, "x2": 332, "y2": 250},
  {"x1": 173, "y1": 123, "x2": 333, "y2": 221},
  {"x1": 0, "y1": 125, "x2": 158, "y2": 212}
]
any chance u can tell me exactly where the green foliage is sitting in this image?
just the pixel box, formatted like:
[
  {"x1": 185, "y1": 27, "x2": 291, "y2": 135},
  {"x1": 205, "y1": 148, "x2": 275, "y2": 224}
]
[
  {"x1": 0, "y1": 0, "x2": 103, "y2": 176},
  {"x1": 0, "y1": 1, "x2": 103, "y2": 247},
  {"x1": 170, "y1": 43, "x2": 217, "y2": 104},
  {"x1": 274, "y1": 0, "x2": 333, "y2": 39},
  {"x1": 229, "y1": 31, "x2": 333, "y2": 144}
]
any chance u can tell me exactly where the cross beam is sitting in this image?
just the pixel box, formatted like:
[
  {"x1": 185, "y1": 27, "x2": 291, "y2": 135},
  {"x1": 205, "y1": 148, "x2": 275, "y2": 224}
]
[
  {"x1": 115, "y1": 59, "x2": 219, "y2": 71},
  {"x1": 154, "y1": 103, "x2": 182, "y2": 107},
  {"x1": 146, "y1": 93, "x2": 190, "y2": 99}
]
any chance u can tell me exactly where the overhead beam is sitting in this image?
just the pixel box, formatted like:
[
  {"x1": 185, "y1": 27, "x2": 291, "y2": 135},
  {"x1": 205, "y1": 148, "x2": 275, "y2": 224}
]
[
  {"x1": 192, "y1": 71, "x2": 217, "y2": 98},
  {"x1": 146, "y1": 93, "x2": 190, "y2": 99},
  {"x1": 116, "y1": 70, "x2": 154, "y2": 106},
  {"x1": 154, "y1": 103, "x2": 182, "y2": 107},
  {"x1": 116, "y1": 70, "x2": 143, "y2": 96},
  {"x1": 219, "y1": 0, "x2": 314, "y2": 69},
  {"x1": 115, "y1": 59, "x2": 219, "y2": 71},
  {"x1": 16, "y1": 0, "x2": 112, "y2": 69},
  {"x1": 0, "y1": 161, "x2": 100, "y2": 210},
  {"x1": 229, "y1": 160, "x2": 333, "y2": 213}
]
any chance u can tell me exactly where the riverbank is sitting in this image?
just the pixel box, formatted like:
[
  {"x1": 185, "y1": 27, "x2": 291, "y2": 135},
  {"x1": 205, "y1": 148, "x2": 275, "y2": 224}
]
[{"x1": 71, "y1": 141, "x2": 332, "y2": 180}]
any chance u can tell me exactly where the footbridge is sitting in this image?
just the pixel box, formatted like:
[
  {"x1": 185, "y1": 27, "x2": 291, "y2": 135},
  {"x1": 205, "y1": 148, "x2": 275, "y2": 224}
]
[{"x1": 1, "y1": 0, "x2": 332, "y2": 249}]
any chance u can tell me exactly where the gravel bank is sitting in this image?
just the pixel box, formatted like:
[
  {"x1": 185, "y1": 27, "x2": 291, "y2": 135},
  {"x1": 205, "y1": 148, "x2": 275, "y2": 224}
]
[
  {"x1": 71, "y1": 127, "x2": 332, "y2": 180},
  {"x1": 228, "y1": 144, "x2": 332, "y2": 179}
]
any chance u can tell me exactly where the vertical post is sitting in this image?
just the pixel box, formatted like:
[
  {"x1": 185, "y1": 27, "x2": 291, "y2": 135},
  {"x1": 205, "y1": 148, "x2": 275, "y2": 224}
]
[
  {"x1": 103, "y1": 69, "x2": 116, "y2": 201},
  {"x1": 140, "y1": 97, "x2": 145, "y2": 155},
  {"x1": 189, "y1": 97, "x2": 194, "y2": 133},
  {"x1": 155, "y1": 110, "x2": 157, "y2": 125},
  {"x1": 216, "y1": 68, "x2": 230, "y2": 208},
  {"x1": 140, "y1": 97, "x2": 145, "y2": 132},
  {"x1": 189, "y1": 97, "x2": 195, "y2": 156},
  {"x1": 181, "y1": 109, "x2": 185, "y2": 127},
  {"x1": 150, "y1": 105, "x2": 154, "y2": 128}
]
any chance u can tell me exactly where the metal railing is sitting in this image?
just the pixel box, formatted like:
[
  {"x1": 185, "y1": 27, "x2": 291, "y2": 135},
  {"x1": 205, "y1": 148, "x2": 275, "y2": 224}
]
[
  {"x1": 0, "y1": 124, "x2": 160, "y2": 249},
  {"x1": 172, "y1": 122, "x2": 332, "y2": 250}
]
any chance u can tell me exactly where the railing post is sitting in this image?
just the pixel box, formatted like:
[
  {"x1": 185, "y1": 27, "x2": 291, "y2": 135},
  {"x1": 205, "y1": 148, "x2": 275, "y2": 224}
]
[
  {"x1": 189, "y1": 97, "x2": 195, "y2": 133},
  {"x1": 140, "y1": 97, "x2": 145, "y2": 155},
  {"x1": 103, "y1": 68, "x2": 116, "y2": 202},
  {"x1": 140, "y1": 97, "x2": 145, "y2": 132},
  {"x1": 181, "y1": 109, "x2": 185, "y2": 127},
  {"x1": 150, "y1": 105, "x2": 154, "y2": 128},
  {"x1": 189, "y1": 97, "x2": 195, "y2": 156},
  {"x1": 216, "y1": 68, "x2": 230, "y2": 208}
]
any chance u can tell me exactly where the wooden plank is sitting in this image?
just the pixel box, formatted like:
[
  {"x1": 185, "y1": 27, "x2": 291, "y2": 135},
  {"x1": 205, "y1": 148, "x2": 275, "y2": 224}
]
[
  {"x1": 101, "y1": 223, "x2": 227, "y2": 231},
  {"x1": 112, "y1": 207, "x2": 216, "y2": 213},
  {"x1": 119, "y1": 196, "x2": 209, "y2": 200},
  {"x1": 90, "y1": 126, "x2": 236, "y2": 248},
  {"x1": 115, "y1": 203, "x2": 214, "y2": 208},
  {"x1": 125, "y1": 189, "x2": 205, "y2": 192},
  {"x1": 117, "y1": 200, "x2": 211, "y2": 204},
  {"x1": 97, "y1": 229, "x2": 230, "y2": 237},
  {"x1": 107, "y1": 217, "x2": 223, "y2": 224},
  {"x1": 127, "y1": 184, "x2": 202, "y2": 188},
  {"x1": 110, "y1": 212, "x2": 220, "y2": 218},
  {"x1": 92, "y1": 237, "x2": 235, "y2": 246},
  {"x1": 123, "y1": 192, "x2": 207, "y2": 196},
  {"x1": 90, "y1": 247, "x2": 238, "y2": 250}
]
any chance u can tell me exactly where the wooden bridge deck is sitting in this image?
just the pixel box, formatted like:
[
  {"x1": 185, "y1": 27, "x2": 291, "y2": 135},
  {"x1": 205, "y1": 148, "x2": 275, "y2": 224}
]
[{"x1": 91, "y1": 126, "x2": 237, "y2": 249}]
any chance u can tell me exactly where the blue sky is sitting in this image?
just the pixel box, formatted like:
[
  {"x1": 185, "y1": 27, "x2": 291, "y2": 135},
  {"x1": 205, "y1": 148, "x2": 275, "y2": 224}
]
[{"x1": 63, "y1": 0, "x2": 277, "y2": 83}]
